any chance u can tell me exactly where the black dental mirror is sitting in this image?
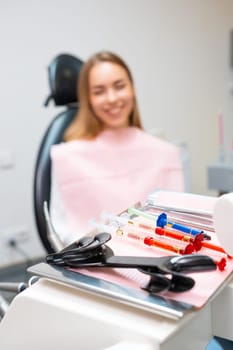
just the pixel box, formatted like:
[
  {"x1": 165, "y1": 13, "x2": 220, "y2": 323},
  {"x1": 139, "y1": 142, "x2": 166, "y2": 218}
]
[
  {"x1": 46, "y1": 232, "x2": 216, "y2": 294},
  {"x1": 47, "y1": 233, "x2": 217, "y2": 273}
]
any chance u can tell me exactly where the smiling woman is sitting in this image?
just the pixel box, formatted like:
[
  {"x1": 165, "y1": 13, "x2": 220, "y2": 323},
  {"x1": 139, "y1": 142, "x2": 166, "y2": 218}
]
[
  {"x1": 89, "y1": 61, "x2": 134, "y2": 130},
  {"x1": 49, "y1": 51, "x2": 185, "y2": 245},
  {"x1": 64, "y1": 51, "x2": 142, "y2": 140}
]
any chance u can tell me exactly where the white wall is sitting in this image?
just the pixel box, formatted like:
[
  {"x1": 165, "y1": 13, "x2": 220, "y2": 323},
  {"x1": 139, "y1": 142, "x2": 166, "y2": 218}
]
[{"x1": 0, "y1": 0, "x2": 233, "y2": 267}]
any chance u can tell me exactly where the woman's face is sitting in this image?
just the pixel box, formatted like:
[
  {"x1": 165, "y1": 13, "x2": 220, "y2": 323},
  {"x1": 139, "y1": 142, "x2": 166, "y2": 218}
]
[{"x1": 88, "y1": 61, "x2": 135, "y2": 130}]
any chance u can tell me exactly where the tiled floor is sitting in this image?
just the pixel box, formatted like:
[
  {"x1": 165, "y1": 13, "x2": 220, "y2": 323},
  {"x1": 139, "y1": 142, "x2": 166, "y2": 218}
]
[{"x1": 0, "y1": 261, "x2": 233, "y2": 349}]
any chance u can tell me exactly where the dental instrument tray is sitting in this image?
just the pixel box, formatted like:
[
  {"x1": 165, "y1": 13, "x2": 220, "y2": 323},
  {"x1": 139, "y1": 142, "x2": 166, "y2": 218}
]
[{"x1": 28, "y1": 190, "x2": 233, "y2": 320}]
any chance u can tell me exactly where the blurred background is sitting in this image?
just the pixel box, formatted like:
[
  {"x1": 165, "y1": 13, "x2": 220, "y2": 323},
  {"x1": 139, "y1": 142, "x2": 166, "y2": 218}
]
[{"x1": 0, "y1": 0, "x2": 233, "y2": 269}]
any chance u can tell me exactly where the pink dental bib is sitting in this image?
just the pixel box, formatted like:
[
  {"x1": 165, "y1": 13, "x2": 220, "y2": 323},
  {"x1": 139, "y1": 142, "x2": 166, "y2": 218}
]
[{"x1": 51, "y1": 127, "x2": 184, "y2": 236}]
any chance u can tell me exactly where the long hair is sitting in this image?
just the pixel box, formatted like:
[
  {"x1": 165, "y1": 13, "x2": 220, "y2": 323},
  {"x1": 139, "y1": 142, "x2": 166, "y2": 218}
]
[{"x1": 64, "y1": 51, "x2": 143, "y2": 141}]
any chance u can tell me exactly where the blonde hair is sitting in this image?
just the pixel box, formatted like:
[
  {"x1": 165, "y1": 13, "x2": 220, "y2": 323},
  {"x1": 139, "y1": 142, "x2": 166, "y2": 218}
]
[{"x1": 64, "y1": 51, "x2": 143, "y2": 141}]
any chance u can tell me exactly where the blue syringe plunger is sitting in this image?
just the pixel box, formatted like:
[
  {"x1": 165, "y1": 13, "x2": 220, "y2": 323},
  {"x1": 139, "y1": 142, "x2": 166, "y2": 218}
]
[{"x1": 156, "y1": 213, "x2": 203, "y2": 236}]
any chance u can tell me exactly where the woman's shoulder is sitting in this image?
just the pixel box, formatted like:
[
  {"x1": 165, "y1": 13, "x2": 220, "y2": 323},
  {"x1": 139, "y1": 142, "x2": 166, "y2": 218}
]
[
  {"x1": 50, "y1": 127, "x2": 179, "y2": 156},
  {"x1": 50, "y1": 139, "x2": 94, "y2": 156},
  {"x1": 136, "y1": 128, "x2": 179, "y2": 153}
]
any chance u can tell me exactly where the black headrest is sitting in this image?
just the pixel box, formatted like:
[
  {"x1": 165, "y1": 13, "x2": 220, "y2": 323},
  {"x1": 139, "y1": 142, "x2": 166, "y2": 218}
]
[{"x1": 44, "y1": 53, "x2": 83, "y2": 107}]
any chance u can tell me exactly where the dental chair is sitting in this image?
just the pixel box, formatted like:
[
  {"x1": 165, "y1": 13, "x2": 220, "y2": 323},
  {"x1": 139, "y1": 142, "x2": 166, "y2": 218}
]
[{"x1": 33, "y1": 53, "x2": 83, "y2": 254}]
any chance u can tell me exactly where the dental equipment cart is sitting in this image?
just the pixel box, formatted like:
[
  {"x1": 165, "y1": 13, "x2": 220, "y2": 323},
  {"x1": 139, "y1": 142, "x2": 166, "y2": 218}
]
[{"x1": 0, "y1": 191, "x2": 233, "y2": 350}]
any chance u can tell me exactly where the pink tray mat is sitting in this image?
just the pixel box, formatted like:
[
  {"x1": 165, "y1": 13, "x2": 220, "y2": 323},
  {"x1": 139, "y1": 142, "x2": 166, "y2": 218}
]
[{"x1": 70, "y1": 191, "x2": 233, "y2": 308}]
